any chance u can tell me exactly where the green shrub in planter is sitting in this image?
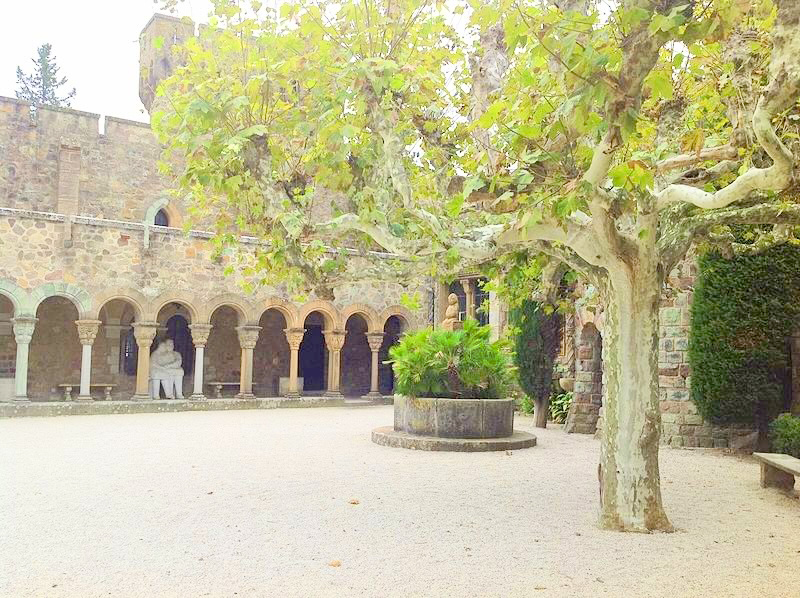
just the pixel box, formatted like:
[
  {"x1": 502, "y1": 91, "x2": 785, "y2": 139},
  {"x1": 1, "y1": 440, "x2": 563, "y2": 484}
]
[
  {"x1": 769, "y1": 414, "x2": 800, "y2": 458},
  {"x1": 388, "y1": 319, "x2": 514, "y2": 399}
]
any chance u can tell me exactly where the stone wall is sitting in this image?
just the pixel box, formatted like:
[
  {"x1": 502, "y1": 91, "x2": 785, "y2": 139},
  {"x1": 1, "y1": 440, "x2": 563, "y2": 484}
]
[
  {"x1": 0, "y1": 97, "x2": 167, "y2": 221},
  {"x1": 564, "y1": 323, "x2": 602, "y2": 434},
  {"x1": 0, "y1": 209, "x2": 428, "y2": 325}
]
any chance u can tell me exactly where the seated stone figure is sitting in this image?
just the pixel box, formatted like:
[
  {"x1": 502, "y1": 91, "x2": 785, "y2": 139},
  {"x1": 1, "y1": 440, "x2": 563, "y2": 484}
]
[{"x1": 150, "y1": 339, "x2": 184, "y2": 399}]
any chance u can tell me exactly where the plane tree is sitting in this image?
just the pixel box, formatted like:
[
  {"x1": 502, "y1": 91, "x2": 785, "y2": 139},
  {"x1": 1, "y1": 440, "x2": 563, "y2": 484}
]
[{"x1": 154, "y1": 0, "x2": 800, "y2": 531}]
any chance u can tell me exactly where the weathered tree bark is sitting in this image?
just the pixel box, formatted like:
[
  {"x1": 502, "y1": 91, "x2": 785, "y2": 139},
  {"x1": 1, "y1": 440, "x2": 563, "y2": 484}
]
[
  {"x1": 534, "y1": 397, "x2": 549, "y2": 428},
  {"x1": 598, "y1": 262, "x2": 672, "y2": 532}
]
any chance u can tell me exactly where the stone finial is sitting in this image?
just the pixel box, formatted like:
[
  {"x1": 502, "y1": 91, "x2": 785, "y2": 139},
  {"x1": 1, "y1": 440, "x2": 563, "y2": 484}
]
[
  {"x1": 189, "y1": 323, "x2": 213, "y2": 348},
  {"x1": 75, "y1": 319, "x2": 102, "y2": 346},
  {"x1": 284, "y1": 328, "x2": 306, "y2": 351},
  {"x1": 132, "y1": 322, "x2": 159, "y2": 347},
  {"x1": 366, "y1": 332, "x2": 385, "y2": 352},
  {"x1": 441, "y1": 293, "x2": 462, "y2": 331},
  {"x1": 236, "y1": 325, "x2": 261, "y2": 350},
  {"x1": 11, "y1": 316, "x2": 38, "y2": 344},
  {"x1": 323, "y1": 330, "x2": 346, "y2": 352}
]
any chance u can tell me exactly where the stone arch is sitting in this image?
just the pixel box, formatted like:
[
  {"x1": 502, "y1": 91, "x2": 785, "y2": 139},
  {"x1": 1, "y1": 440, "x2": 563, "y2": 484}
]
[
  {"x1": 564, "y1": 323, "x2": 603, "y2": 435},
  {"x1": 150, "y1": 293, "x2": 199, "y2": 323},
  {"x1": 379, "y1": 305, "x2": 415, "y2": 331},
  {"x1": 0, "y1": 280, "x2": 31, "y2": 316},
  {"x1": 340, "y1": 304, "x2": 380, "y2": 333},
  {"x1": 144, "y1": 197, "x2": 183, "y2": 228},
  {"x1": 259, "y1": 297, "x2": 299, "y2": 329},
  {"x1": 90, "y1": 288, "x2": 147, "y2": 321},
  {"x1": 29, "y1": 282, "x2": 92, "y2": 319},
  {"x1": 298, "y1": 300, "x2": 341, "y2": 329},
  {"x1": 201, "y1": 294, "x2": 254, "y2": 325}
]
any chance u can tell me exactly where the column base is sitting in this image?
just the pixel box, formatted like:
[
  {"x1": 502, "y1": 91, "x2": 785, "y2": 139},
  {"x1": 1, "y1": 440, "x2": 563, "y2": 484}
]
[
  {"x1": 12, "y1": 396, "x2": 30, "y2": 403},
  {"x1": 235, "y1": 393, "x2": 256, "y2": 400},
  {"x1": 190, "y1": 394, "x2": 207, "y2": 401},
  {"x1": 132, "y1": 394, "x2": 152, "y2": 401},
  {"x1": 284, "y1": 391, "x2": 301, "y2": 399},
  {"x1": 76, "y1": 395, "x2": 94, "y2": 403},
  {"x1": 324, "y1": 390, "x2": 343, "y2": 398},
  {"x1": 365, "y1": 391, "x2": 383, "y2": 399}
]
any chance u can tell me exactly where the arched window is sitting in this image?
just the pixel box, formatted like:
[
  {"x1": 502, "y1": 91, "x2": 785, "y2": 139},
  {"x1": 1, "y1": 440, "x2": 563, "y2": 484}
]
[
  {"x1": 154, "y1": 208, "x2": 169, "y2": 227},
  {"x1": 120, "y1": 327, "x2": 138, "y2": 376}
]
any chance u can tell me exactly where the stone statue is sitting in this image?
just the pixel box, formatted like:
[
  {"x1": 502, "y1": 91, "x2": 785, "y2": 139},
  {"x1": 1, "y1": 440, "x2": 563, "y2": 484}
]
[
  {"x1": 442, "y1": 293, "x2": 462, "y2": 331},
  {"x1": 150, "y1": 339, "x2": 184, "y2": 399}
]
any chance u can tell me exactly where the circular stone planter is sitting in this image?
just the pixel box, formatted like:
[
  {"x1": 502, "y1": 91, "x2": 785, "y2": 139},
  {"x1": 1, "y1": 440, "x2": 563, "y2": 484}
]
[{"x1": 372, "y1": 395, "x2": 536, "y2": 452}]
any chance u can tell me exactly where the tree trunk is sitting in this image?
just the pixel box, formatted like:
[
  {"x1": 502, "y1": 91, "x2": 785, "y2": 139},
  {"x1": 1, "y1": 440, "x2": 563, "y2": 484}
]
[
  {"x1": 598, "y1": 267, "x2": 673, "y2": 532},
  {"x1": 534, "y1": 396, "x2": 548, "y2": 428}
]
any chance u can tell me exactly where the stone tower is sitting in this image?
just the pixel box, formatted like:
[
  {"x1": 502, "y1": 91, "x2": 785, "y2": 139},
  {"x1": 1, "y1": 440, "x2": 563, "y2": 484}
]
[{"x1": 139, "y1": 14, "x2": 195, "y2": 114}]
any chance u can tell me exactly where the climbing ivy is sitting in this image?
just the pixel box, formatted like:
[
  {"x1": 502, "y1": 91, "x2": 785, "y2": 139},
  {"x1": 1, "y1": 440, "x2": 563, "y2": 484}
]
[{"x1": 689, "y1": 244, "x2": 800, "y2": 426}]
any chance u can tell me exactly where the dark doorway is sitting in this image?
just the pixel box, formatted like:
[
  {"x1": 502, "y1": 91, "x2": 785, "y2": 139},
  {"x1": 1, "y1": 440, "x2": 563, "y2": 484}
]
[
  {"x1": 299, "y1": 324, "x2": 326, "y2": 391},
  {"x1": 164, "y1": 314, "x2": 194, "y2": 375}
]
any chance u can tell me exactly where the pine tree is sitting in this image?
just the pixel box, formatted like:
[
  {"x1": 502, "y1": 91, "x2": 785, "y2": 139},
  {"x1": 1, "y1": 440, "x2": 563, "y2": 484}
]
[{"x1": 15, "y1": 44, "x2": 76, "y2": 107}]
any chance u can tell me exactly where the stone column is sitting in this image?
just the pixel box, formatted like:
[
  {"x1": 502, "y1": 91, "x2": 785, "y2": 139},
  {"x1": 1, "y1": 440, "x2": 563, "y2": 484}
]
[
  {"x1": 461, "y1": 279, "x2": 476, "y2": 320},
  {"x1": 189, "y1": 323, "x2": 213, "y2": 400},
  {"x1": 235, "y1": 325, "x2": 261, "y2": 399},
  {"x1": 488, "y1": 289, "x2": 507, "y2": 341},
  {"x1": 365, "y1": 332, "x2": 385, "y2": 398},
  {"x1": 284, "y1": 328, "x2": 305, "y2": 397},
  {"x1": 11, "y1": 316, "x2": 37, "y2": 402},
  {"x1": 323, "y1": 330, "x2": 346, "y2": 397},
  {"x1": 132, "y1": 322, "x2": 159, "y2": 400},
  {"x1": 75, "y1": 319, "x2": 102, "y2": 402},
  {"x1": 434, "y1": 281, "x2": 450, "y2": 328}
]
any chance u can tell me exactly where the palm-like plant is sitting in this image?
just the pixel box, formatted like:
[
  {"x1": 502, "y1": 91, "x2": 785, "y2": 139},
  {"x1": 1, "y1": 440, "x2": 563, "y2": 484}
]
[{"x1": 388, "y1": 320, "x2": 513, "y2": 399}]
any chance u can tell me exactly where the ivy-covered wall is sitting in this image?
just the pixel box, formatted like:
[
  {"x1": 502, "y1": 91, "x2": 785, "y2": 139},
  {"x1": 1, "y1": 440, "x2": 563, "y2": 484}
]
[{"x1": 689, "y1": 245, "x2": 800, "y2": 430}]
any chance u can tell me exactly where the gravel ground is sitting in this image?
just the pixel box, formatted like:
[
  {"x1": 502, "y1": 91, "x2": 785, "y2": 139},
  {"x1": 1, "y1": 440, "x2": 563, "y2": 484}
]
[{"x1": 0, "y1": 406, "x2": 798, "y2": 598}]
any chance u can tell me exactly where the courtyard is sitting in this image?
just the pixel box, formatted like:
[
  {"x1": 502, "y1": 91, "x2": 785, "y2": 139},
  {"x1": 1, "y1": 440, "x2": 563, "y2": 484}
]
[{"x1": 0, "y1": 405, "x2": 797, "y2": 598}]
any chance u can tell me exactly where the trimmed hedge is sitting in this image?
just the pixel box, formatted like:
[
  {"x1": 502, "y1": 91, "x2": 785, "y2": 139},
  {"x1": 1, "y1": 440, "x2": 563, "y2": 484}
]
[{"x1": 689, "y1": 244, "x2": 800, "y2": 425}]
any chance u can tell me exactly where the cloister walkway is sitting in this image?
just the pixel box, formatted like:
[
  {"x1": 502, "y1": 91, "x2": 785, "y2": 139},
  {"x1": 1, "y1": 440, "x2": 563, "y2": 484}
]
[{"x1": 1, "y1": 406, "x2": 797, "y2": 597}]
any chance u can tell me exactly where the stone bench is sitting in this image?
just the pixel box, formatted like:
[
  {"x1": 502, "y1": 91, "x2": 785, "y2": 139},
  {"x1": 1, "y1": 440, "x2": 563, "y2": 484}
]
[
  {"x1": 206, "y1": 382, "x2": 259, "y2": 399},
  {"x1": 753, "y1": 452, "x2": 800, "y2": 491},
  {"x1": 57, "y1": 383, "x2": 117, "y2": 401}
]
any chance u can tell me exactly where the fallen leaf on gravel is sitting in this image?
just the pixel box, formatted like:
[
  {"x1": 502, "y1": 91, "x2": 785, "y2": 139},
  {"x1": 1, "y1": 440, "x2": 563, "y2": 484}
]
[
  {"x1": 329, "y1": 560, "x2": 342, "y2": 567},
  {"x1": 349, "y1": 499, "x2": 360, "y2": 505}
]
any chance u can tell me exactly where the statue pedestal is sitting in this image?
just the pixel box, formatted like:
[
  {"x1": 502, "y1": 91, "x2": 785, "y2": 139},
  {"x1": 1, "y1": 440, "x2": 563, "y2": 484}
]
[{"x1": 442, "y1": 320, "x2": 463, "y2": 332}]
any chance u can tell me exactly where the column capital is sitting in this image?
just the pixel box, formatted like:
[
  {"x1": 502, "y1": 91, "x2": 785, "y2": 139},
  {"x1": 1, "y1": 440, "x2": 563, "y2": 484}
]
[
  {"x1": 323, "y1": 329, "x2": 346, "y2": 352},
  {"x1": 460, "y1": 278, "x2": 475, "y2": 296},
  {"x1": 366, "y1": 332, "x2": 385, "y2": 352},
  {"x1": 235, "y1": 325, "x2": 261, "y2": 350},
  {"x1": 11, "y1": 316, "x2": 38, "y2": 344},
  {"x1": 284, "y1": 327, "x2": 306, "y2": 351},
  {"x1": 189, "y1": 323, "x2": 214, "y2": 348},
  {"x1": 132, "y1": 321, "x2": 159, "y2": 346},
  {"x1": 75, "y1": 319, "x2": 102, "y2": 346}
]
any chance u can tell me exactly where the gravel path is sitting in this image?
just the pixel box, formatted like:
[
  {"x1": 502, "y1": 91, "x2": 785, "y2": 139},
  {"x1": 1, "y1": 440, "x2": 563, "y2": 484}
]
[{"x1": 0, "y1": 406, "x2": 798, "y2": 598}]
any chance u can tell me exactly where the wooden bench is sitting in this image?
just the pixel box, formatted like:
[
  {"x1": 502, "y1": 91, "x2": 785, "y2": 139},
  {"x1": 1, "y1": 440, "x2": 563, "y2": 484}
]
[
  {"x1": 753, "y1": 452, "x2": 800, "y2": 491},
  {"x1": 206, "y1": 382, "x2": 259, "y2": 399},
  {"x1": 57, "y1": 383, "x2": 117, "y2": 401}
]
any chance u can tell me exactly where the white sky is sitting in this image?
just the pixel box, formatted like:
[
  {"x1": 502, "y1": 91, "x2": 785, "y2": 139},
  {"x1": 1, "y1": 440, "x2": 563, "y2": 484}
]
[{"x1": 0, "y1": 0, "x2": 213, "y2": 123}]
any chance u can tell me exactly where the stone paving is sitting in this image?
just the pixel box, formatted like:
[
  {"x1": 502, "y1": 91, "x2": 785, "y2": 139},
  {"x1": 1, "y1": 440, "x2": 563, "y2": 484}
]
[{"x1": 0, "y1": 406, "x2": 798, "y2": 597}]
